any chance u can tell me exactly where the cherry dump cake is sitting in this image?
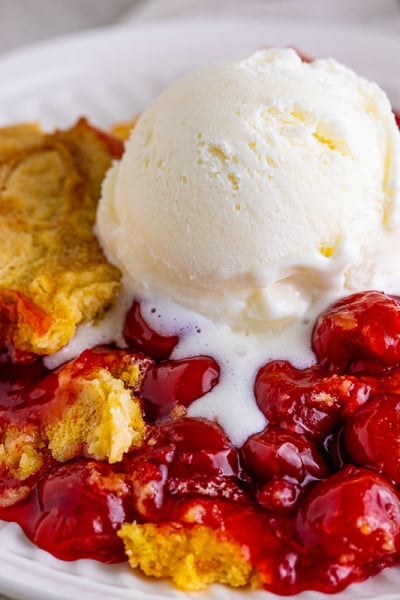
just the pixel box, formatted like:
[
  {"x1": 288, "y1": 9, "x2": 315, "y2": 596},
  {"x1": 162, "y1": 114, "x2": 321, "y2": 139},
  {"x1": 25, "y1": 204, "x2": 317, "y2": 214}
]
[{"x1": 1, "y1": 47, "x2": 400, "y2": 596}]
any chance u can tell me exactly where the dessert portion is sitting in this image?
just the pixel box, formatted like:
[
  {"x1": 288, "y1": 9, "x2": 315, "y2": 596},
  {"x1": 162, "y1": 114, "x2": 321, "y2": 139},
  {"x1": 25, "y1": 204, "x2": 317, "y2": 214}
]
[
  {"x1": 1, "y1": 47, "x2": 400, "y2": 597},
  {"x1": 0, "y1": 119, "x2": 122, "y2": 361}
]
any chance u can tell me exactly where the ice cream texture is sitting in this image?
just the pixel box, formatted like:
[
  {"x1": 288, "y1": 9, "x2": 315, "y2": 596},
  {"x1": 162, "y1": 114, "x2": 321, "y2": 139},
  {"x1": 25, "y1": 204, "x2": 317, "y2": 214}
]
[{"x1": 97, "y1": 48, "x2": 400, "y2": 333}]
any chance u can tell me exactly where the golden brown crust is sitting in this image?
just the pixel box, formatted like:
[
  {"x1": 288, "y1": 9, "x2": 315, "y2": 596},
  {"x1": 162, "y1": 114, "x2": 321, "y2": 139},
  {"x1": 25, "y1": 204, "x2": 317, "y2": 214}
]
[
  {"x1": 0, "y1": 119, "x2": 121, "y2": 357},
  {"x1": 0, "y1": 123, "x2": 44, "y2": 162}
]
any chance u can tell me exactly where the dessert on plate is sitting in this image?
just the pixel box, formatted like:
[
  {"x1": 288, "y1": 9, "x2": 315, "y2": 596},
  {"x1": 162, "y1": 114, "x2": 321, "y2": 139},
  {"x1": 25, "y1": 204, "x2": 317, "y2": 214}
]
[{"x1": 1, "y1": 47, "x2": 400, "y2": 595}]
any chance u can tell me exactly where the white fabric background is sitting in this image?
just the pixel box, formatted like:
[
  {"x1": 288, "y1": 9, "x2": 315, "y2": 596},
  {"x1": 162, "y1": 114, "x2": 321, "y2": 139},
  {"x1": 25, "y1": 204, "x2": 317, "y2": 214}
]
[
  {"x1": 0, "y1": 1, "x2": 399, "y2": 599},
  {"x1": 0, "y1": 0, "x2": 399, "y2": 55}
]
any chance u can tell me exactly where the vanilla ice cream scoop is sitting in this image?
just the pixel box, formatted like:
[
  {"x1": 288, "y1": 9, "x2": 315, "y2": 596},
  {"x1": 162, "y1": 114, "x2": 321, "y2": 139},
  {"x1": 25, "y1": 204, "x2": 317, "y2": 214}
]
[{"x1": 97, "y1": 48, "x2": 400, "y2": 332}]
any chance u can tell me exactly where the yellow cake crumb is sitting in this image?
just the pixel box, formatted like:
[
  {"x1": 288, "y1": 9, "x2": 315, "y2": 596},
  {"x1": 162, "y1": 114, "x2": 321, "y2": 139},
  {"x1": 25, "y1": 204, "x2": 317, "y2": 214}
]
[
  {"x1": 119, "y1": 521, "x2": 255, "y2": 590},
  {"x1": 0, "y1": 423, "x2": 44, "y2": 480},
  {"x1": 45, "y1": 367, "x2": 146, "y2": 464}
]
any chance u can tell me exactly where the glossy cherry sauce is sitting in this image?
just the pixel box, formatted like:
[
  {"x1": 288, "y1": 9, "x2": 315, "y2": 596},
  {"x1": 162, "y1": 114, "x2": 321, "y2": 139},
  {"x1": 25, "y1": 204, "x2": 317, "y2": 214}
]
[{"x1": 3, "y1": 291, "x2": 400, "y2": 595}]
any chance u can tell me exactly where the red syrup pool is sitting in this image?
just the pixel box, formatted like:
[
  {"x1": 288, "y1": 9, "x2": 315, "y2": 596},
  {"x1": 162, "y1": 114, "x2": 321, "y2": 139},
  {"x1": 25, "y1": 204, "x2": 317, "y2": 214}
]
[{"x1": 2, "y1": 290, "x2": 400, "y2": 595}]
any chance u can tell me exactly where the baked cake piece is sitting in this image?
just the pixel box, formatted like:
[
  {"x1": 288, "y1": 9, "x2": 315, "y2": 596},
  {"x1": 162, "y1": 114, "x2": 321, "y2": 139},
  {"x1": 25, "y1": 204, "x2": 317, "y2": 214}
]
[
  {"x1": 0, "y1": 118, "x2": 122, "y2": 360},
  {"x1": 0, "y1": 348, "x2": 151, "y2": 507},
  {"x1": 43, "y1": 349, "x2": 148, "y2": 464},
  {"x1": 119, "y1": 521, "x2": 255, "y2": 590}
]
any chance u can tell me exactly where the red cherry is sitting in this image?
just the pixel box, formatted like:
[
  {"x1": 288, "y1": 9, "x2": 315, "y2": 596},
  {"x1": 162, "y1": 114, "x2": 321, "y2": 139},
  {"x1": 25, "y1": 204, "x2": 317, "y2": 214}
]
[
  {"x1": 241, "y1": 426, "x2": 329, "y2": 483},
  {"x1": 123, "y1": 417, "x2": 244, "y2": 519},
  {"x1": 297, "y1": 465, "x2": 400, "y2": 565},
  {"x1": 33, "y1": 460, "x2": 132, "y2": 562},
  {"x1": 394, "y1": 110, "x2": 400, "y2": 129},
  {"x1": 123, "y1": 300, "x2": 179, "y2": 361},
  {"x1": 312, "y1": 291, "x2": 400, "y2": 374},
  {"x1": 145, "y1": 417, "x2": 240, "y2": 479},
  {"x1": 141, "y1": 356, "x2": 220, "y2": 419},
  {"x1": 344, "y1": 394, "x2": 400, "y2": 486},
  {"x1": 241, "y1": 426, "x2": 329, "y2": 513},
  {"x1": 254, "y1": 360, "x2": 369, "y2": 442}
]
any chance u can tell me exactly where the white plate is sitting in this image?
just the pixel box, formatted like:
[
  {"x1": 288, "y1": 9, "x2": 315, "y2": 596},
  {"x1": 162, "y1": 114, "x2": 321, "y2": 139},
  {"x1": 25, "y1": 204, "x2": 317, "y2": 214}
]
[{"x1": 0, "y1": 17, "x2": 400, "y2": 600}]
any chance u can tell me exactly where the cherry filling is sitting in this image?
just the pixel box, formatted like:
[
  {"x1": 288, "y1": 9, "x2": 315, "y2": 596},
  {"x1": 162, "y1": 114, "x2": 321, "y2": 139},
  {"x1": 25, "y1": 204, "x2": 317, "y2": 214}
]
[
  {"x1": 141, "y1": 356, "x2": 220, "y2": 419},
  {"x1": 297, "y1": 465, "x2": 400, "y2": 568},
  {"x1": 0, "y1": 360, "x2": 54, "y2": 409},
  {"x1": 123, "y1": 299, "x2": 179, "y2": 360},
  {"x1": 3, "y1": 290, "x2": 400, "y2": 594},
  {"x1": 24, "y1": 460, "x2": 132, "y2": 563},
  {"x1": 312, "y1": 291, "x2": 400, "y2": 374},
  {"x1": 344, "y1": 393, "x2": 400, "y2": 485},
  {"x1": 241, "y1": 426, "x2": 330, "y2": 513},
  {"x1": 254, "y1": 360, "x2": 371, "y2": 442}
]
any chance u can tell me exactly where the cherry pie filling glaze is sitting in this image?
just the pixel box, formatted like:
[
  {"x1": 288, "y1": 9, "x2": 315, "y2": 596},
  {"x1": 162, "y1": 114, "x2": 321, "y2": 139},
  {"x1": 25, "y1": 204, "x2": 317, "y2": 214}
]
[
  {"x1": 1, "y1": 115, "x2": 400, "y2": 596},
  {"x1": 1, "y1": 287, "x2": 400, "y2": 594}
]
